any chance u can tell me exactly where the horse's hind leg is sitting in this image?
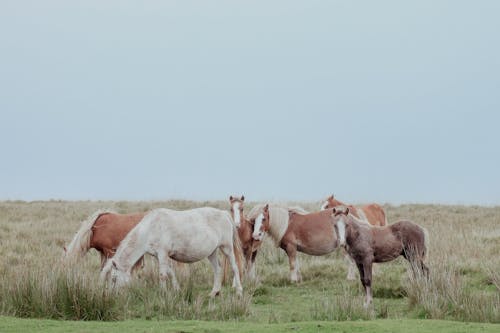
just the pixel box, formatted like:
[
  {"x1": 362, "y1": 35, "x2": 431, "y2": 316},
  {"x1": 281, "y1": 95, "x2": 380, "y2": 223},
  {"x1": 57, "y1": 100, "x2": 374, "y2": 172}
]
[
  {"x1": 208, "y1": 250, "x2": 222, "y2": 297},
  {"x1": 220, "y1": 245, "x2": 243, "y2": 296}
]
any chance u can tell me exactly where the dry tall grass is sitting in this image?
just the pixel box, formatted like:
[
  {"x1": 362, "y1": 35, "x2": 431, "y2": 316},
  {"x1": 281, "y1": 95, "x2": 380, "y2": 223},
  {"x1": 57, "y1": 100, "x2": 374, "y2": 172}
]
[{"x1": 0, "y1": 200, "x2": 499, "y2": 322}]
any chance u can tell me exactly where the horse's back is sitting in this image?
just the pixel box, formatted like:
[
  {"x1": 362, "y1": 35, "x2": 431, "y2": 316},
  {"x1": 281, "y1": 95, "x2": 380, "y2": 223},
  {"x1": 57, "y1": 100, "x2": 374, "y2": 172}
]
[
  {"x1": 145, "y1": 207, "x2": 233, "y2": 239},
  {"x1": 90, "y1": 212, "x2": 146, "y2": 252},
  {"x1": 361, "y1": 204, "x2": 386, "y2": 226}
]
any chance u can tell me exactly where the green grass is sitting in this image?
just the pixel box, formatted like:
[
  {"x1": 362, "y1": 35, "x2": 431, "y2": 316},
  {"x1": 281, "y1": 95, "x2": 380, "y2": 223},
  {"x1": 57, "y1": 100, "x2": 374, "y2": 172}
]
[{"x1": 0, "y1": 317, "x2": 499, "y2": 333}]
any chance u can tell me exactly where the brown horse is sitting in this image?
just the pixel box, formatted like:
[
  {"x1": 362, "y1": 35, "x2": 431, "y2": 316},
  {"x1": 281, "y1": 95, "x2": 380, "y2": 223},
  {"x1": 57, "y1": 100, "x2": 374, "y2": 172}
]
[
  {"x1": 331, "y1": 206, "x2": 430, "y2": 307},
  {"x1": 250, "y1": 204, "x2": 342, "y2": 282},
  {"x1": 320, "y1": 194, "x2": 387, "y2": 226},
  {"x1": 63, "y1": 210, "x2": 146, "y2": 271},
  {"x1": 229, "y1": 196, "x2": 262, "y2": 280}
]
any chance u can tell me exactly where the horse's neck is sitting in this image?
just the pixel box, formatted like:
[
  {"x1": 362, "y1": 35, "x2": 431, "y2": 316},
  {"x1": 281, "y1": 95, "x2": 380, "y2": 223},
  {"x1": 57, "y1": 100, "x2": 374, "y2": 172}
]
[
  {"x1": 113, "y1": 226, "x2": 147, "y2": 273},
  {"x1": 238, "y1": 219, "x2": 253, "y2": 243},
  {"x1": 347, "y1": 215, "x2": 370, "y2": 236}
]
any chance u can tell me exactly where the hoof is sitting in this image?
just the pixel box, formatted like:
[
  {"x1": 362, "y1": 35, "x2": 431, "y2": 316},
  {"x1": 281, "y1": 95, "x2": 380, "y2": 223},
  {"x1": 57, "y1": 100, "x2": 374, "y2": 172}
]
[{"x1": 209, "y1": 290, "x2": 220, "y2": 298}]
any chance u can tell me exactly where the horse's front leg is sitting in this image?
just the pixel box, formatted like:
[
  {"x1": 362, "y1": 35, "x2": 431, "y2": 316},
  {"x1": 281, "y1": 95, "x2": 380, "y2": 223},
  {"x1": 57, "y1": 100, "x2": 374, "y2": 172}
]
[
  {"x1": 361, "y1": 261, "x2": 373, "y2": 308},
  {"x1": 344, "y1": 250, "x2": 357, "y2": 280},
  {"x1": 158, "y1": 254, "x2": 180, "y2": 291},
  {"x1": 248, "y1": 250, "x2": 258, "y2": 281},
  {"x1": 285, "y1": 244, "x2": 301, "y2": 283}
]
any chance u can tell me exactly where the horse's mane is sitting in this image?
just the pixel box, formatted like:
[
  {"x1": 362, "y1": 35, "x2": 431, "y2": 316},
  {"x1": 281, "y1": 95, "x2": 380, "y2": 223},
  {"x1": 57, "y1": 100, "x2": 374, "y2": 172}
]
[
  {"x1": 247, "y1": 204, "x2": 308, "y2": 246},
  {"x1": 65, "y1": 209, "x2": 116, "y2": 261}
]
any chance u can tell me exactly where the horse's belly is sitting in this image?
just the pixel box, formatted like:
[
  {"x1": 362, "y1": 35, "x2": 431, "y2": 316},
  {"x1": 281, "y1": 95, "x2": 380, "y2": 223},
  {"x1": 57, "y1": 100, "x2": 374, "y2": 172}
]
[
  {"x1": 166, "y1": 236, "x2": 219, "y2": 263},
  {"x1": 374, "y1": 245, "x2": 402, "y2": 262},
  {"x1": 169, "y1": 252, "x2": 206, "y2": 263},
  {"x1": 297, "y1": 242, "x2": 336, "y2": 256}
]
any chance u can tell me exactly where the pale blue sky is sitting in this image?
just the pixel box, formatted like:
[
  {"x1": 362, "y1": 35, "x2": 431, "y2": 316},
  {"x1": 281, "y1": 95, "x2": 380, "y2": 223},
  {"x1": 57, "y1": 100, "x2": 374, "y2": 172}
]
[{"x1": 1, "y1": 1, "x2": 499, "y2": 204}]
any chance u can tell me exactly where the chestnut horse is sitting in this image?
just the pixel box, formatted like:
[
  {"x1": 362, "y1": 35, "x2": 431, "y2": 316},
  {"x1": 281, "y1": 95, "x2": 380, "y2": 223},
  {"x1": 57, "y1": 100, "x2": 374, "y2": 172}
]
[
  {"x1": 63, "y1": 210, "x2": 146, "y2": 271},
  {"x1": 331, "y1": 206, "x2": 430, "y2": 307},
  {"x1": 250, "y1": 204, "x2": 352, "y2": 282},
  {"x1": 229, "y1": 195, "x2": 262, "y2": 280},
  {"x1": 320, "y1": 194, "x2": 387, "y2": 226}
]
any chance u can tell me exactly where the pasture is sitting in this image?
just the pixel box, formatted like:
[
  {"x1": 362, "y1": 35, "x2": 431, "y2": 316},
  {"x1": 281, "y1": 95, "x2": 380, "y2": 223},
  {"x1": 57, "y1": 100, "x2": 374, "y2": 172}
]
[{"x1": 0, "y1": 200, "x2": 499, "y2": 332}]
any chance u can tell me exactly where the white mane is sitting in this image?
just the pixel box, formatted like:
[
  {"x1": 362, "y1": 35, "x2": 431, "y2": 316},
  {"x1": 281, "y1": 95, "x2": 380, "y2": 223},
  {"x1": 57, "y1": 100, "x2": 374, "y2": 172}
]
[{"x1": 247, "y1": 204, "x2": 308, "y2": 246}]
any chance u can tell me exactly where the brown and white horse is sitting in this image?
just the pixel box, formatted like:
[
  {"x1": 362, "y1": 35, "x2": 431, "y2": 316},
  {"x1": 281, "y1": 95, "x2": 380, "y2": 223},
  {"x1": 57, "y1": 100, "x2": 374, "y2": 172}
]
[
  {"x1": 250, "y1": 204, "x2": 349, "y2": 283},
  {"x1": 320, "y1": 194, "x2": 387, "y2": 226},
  {"x1": 331, "y1": 206, "x2": 430, "y2": 307},
  {"x1": 229, "y1": 195, "x2": 262, "y2": 280},
  {"x1": 63, "y1": 210, "x2": 146, "y2": 271}
]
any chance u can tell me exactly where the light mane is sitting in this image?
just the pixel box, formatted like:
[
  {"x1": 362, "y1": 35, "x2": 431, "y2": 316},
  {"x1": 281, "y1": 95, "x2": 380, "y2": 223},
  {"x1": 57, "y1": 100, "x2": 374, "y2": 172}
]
[
  {"x1": 247, "y1": 204, "x2": 308, "y2": 246},
  {"x1": 65, "y1": 209, "x2": 116, "y2": 260}
]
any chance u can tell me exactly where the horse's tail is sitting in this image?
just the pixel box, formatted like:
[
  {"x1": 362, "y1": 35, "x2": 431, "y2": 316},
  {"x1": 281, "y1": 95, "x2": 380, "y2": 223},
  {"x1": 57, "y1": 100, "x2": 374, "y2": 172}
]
[
  {"x1": 421, "y1": 225, "x2": 430, "y2": 260},
  {"x1": 63, "y1": 209, "x2": 113, "y2": 263}
]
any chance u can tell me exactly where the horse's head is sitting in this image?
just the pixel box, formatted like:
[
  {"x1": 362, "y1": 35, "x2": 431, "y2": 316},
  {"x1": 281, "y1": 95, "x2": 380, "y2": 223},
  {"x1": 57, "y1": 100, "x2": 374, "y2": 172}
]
[
  {"x1": 101, "y1": 259, "x2": 131, "y2": 287},
  {"x1": 320, "y1": 194, "x2": 341, "y2": 210},
  {"x1": 252, "y1": 204, "x2": 270, "y2": 241},
  {"x1": 331, "y1": 206, "x2": 350, "y2": 247},
  {"x1": 229, "y1": 195, "x2": 245, "y2": 228},
  {"x1": 111, "y1": 261, "x2": 131, "y2": 287}
]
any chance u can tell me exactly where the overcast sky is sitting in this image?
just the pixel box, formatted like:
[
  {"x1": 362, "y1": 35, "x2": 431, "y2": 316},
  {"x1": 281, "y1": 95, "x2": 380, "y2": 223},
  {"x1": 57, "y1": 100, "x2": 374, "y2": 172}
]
[{"x1": 1, "y1": 1, "x2": 499, "y2": 205}]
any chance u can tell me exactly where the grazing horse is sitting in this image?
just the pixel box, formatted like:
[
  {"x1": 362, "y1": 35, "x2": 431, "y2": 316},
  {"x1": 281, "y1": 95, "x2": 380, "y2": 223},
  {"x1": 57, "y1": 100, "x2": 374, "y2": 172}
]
[
  {"x1": 63, "y1": 210, "x2": 146, "y2": 271},
  {"x1": 331, "y1": 206, "x2": 430, "y2": 308},
  {"x1": 250, "y1": 204, "x2": 351, "y2": 283},
  {"x1": 229, "y1": 195, "x2": 262, "y2": 280},
  {"x1": 100, "y1": 207, "x2": 244, "y2": 296},
  {"x1": 320, "y1": 194, "x2": 387, "y2": 226}
]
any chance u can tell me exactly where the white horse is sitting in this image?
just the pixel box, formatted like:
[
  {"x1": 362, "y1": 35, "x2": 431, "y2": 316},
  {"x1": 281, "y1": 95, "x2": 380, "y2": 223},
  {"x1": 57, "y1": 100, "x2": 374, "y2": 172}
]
[{"x1": 100, "y1": 207, "x2": 243, "y2": 296}]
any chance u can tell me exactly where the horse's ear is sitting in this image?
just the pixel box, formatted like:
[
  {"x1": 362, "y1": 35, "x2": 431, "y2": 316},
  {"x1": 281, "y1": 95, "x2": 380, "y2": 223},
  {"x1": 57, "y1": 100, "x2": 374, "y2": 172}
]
[
  {"x1": 345, "y1": 207, "x2": 349, "y2": 215},
  {"x1": 229, "y1": 195, "x2": 233, "y2": 201},
  {"x1": 241, "y1": 195, "x2": 245, "y2": 201}
]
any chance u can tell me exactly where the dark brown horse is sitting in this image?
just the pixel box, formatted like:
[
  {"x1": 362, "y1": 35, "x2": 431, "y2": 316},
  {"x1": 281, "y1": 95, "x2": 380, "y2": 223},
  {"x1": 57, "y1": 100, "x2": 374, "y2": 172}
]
[
  {"x1": 63, "y1": 210, "x2": 146, "y2": 271},
  {"x1": 229, "y1": 196, "x2": 263, "y2": 280},
  {"x1": 331, "y1": 206, "x2": 430, "y2": 307},
  {"x1": 250, "y1": 204, "x2": 339, "y2": 282},
  {"x1": 321, "y1": 194, "x2": 387, "y2": 226}
]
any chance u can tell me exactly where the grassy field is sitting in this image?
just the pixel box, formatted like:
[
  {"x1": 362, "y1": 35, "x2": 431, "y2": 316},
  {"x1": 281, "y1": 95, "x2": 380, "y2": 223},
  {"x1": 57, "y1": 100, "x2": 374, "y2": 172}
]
[
  {"x1": 1, "y1": 317, "x2": 500, "y2": 333},
  {"x1": 0, "y1": 200, "x2": 499, "y2": 331}
]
